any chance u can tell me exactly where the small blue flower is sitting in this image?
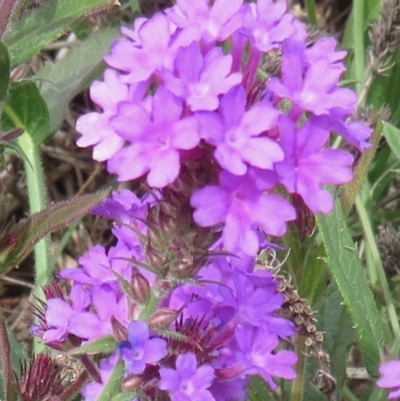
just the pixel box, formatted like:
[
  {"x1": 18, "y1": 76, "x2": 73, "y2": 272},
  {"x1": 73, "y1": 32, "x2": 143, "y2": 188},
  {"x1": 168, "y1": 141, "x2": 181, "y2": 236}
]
[{"x1": 118, "y1": 321, "x2": 168, "y2": 374}]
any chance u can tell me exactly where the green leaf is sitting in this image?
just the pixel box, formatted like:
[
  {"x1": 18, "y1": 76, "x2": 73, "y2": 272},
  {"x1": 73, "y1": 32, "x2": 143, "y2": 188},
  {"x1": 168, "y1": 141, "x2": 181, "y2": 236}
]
[
  {"x1": 0, "y1": 41, "x2": 10, "y2": 103},
  {"x1": 316, "y1": 281, "x2": 354, "y2": 390},
  {"x1": 0, "y1": 307, "x2": 18, "y2": 401},
  {"x1": 383, "y1": 121, "x2": 400, "y2": 163},
  {"x1": 4, "y1": 0, "x2": 118, "y2": 68},
  {"x1": 248, "y1": 376, "x2": 274, "y2": 401},
  {"x1": 97, "y1": 358, "x2": 124, "y2": 401},
  {"x1": 2, "y1": 81, "x2": 50, "y2": 146},
  {"x1": 112, "y1": 391, "x2": 140, "y2": 401},
  {"x1": 38, "y1": 26, "x2": 120, "y2": 133},
  {"x1": 0, "y1": 188, "x2": 110, "y2": 271},
  {"x1": 7, "y1": 329, "x2": 28, "y2": 375},
  {"x1": 68, "y1": 335, "x2": 116, "y2": 356},
  {"x1": 316, "y1": 198, "x2": 385, "y2": 378}
]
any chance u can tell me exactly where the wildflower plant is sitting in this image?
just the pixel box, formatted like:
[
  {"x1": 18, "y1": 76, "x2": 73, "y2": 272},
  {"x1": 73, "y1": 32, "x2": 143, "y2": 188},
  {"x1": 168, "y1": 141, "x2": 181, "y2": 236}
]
[
  {"x1": 32, "y1": 0, "x2": 370, "y2": 399},
  {"x1": 2, "y1": 0, "x2": 400, "y2": 401}
]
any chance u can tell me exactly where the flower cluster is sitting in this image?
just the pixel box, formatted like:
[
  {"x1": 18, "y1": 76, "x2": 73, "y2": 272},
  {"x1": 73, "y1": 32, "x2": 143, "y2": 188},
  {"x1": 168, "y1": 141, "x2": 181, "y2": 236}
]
[
  {"x1": 76, "y1": 0, "x2": 370, "y2": 257},
  {"x1": 33, "y1": 190, "x2": 297, "y2": 401},
  {"x1": 32, "y1": 0, "x2": 371, "y2": 400}
]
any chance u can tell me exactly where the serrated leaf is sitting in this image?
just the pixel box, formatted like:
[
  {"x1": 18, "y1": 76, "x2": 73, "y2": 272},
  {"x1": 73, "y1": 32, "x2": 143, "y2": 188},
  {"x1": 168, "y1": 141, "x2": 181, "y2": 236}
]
[
  {"x1": 316, "y1": 281, "x2": 354, "y2": 390},
  {"x1": 68, "y1": 335, "x2": 116, "y2": 356},
  {"x1": 2, "y1": 81, "x2": 50, "y2": 146},
  {"x1": 4, "y1": 0, "x2": 118, "y2": 68},
  {"x1": 316, "y1": 199, "x2": 385, "y2": 378},
  {"x1": 0, "y1": 41, "x2": 10, "y2": 102},
  {"x1": 97, "y1": 358, "x2": 124, "y2": 401},
  {"x1": 38, "y1": 26, "x2": 120, "y2": 133},
  {"x1": 0, "y1": 188, "x2": 110, "y2": 271},
  {"x1": 383, "y1": 121, "x2": 400, "y2": 163}
]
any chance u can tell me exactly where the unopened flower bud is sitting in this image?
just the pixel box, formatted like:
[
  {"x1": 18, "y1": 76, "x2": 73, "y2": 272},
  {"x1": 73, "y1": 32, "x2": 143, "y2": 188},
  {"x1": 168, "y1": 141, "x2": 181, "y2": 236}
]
[
  {"x1": 149, "y1": 308, "x2": 179, "y2": 329},
  {"x1": 111, "y1": 316, "x2": 127, "y2": 341},
  {"x1": 122, "y1": 373, "x2": 145, "y2": 391},
  {"x1": 131, "y1": 269, "x2": 150, "y2": 303}
]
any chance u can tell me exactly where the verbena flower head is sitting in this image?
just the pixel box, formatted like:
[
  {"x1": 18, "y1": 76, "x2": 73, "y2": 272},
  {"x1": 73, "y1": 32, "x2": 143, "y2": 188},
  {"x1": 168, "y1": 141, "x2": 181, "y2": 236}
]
[
  {"x1": 75, "y1": 0, "x2": 369, "y2": 256},
  {"x1": 37, "y1": 0, "x2": 372, "y2": 399}
]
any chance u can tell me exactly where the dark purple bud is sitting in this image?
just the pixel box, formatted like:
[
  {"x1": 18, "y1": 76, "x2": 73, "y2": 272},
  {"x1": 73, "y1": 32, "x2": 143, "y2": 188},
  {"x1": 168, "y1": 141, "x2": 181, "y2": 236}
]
[
  {"x1": 122, "y1": 373, "x2": 145, "y2": 391},
  {"x1": 131, "y1": 268, "x2": 150, "y2": 303},
  {"x1": 111, "y1": 316, "x2": 128, "y2": 341}
]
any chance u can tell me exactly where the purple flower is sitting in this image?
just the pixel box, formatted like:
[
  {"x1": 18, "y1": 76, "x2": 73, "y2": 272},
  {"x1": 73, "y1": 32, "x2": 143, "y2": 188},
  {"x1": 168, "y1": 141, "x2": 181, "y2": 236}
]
[
  {"x1": 118, "y1": 321, "x2": 168, "y2": 374},
  {"x1": 316, "y1": 111, "x2": 371, "y2": 151},
  {"x1": 241, "y1": 0, "x2": 294, "y2": 52},
  {"x1": 162, "y1": 42, "x2": 242, "y2": 111},
  {"x1": 94, "y1": 189, "x2": 153, "y2": 223},
  {"x1": 76, "y1": 69, "x2": 135, "y2": 161},
  {"x1": 275, "y1": 116, "x2": 354, "y2": 213},
  {"x1": 159, "y1": 352, "x2": 216, "y2": 401},
  {"x1": 268, "y1": 35, "x2": 356, "y2": 117},
  {"x1": 191, "y1": 169, "x2": 295, "y2": 255},
  {"x1": 59, "y1": 244, "x2": 132, "y2": 289},
  {"x1": 235, "y1": 325, "x2": 297, "y2": 389},
  {"x1": 209, "y1": 377, "x2": 248, "y2": 401},
  {"x1": 105, "y1": 13, "x2": 196, "y2": 83},
  {"x1": 305, "y1": 36, "x2": 347, "y2": 66},
  {"x1": 377, "y1": 359, "x2": 400, "y2": 399},
  {"x1": 68, "y1": 284, "x2": 127, "y2": 341},
  {"x1": 198, "y1": 86, "x2": 282, "y2": 175},
  {"x1": 219, "y1": 269, "x2": 294, "y2": 337},
  {"x1": 94, "y1": 189, "x2": 155, "y2": 246},
  {"x1": 42, "y1": 284, "x2": 90, "y2": 343},
  {"x1": 108, "y1": 87, "x2": 200, "y2": 187},
  {"x1": 165, "y1": 0, "x2": 244, "y2": 43}
]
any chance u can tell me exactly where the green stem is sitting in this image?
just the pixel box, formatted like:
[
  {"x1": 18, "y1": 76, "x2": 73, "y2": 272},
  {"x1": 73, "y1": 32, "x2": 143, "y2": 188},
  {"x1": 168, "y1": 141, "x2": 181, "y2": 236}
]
[
  {"x1": 4, "y1": 104, "x2": 49, "y2": 353},
  {"x1": 355, "y1": 195, "x2": 400, "y2": 337},
  {"x1": 304, "y1": 0, "x2": 317, "y2": 26},
  {"x1": 19, "y1": 134, "x2": 51, "y2": 294}
]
